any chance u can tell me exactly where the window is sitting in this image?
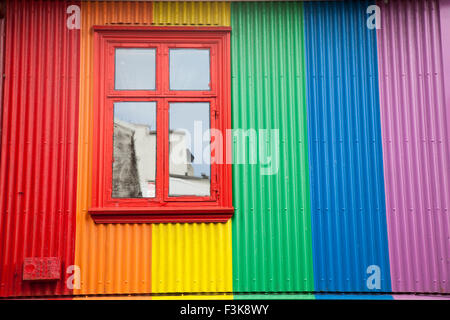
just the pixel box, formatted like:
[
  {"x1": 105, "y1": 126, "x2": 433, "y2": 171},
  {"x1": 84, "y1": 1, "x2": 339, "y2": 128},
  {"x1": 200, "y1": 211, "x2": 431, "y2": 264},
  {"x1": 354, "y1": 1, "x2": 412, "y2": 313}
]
[{"x1": 90, "y1": 26, "x2": 233, "y2": 223}]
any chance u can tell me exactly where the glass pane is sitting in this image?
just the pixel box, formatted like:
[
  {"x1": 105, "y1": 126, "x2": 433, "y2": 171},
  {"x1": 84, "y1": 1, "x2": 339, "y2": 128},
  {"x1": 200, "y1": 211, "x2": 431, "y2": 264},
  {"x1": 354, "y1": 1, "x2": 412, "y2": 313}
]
[
  {"x1": 113, "y1": 102, "x2": 157, "y2": 198},
  {"x1": 115, "y1": 48, "x2": 156, "y2": 90},
  {"x1": 170, "y1": 49, "x2": 210, "y2": 90},
  {"x1": 169, "y1": 102, "x2": 210, "y2": 196}
]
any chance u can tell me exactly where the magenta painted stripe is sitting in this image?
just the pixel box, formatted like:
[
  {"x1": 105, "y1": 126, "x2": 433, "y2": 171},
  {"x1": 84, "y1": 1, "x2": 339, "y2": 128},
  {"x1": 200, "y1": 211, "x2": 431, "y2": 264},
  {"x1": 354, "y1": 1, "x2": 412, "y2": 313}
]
[
  {"x1": 376, "y1": 0, "x2": 450, "y2": 293},
  {"x1": 440, "y1": 1, "x2": 450, "y2": 149},
  {"x1": 393, "y1": 294, "x2": 450, "y2": 300}
]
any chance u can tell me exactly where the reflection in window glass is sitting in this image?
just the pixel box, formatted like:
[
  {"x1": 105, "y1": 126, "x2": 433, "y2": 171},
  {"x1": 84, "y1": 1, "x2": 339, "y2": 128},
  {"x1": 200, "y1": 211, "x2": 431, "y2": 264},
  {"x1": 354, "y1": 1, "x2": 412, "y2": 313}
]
[
  {"x1": 113, "y1": 102, "x2": 157, "y2": 198},
  {"x1": 169, "y1": 102, "x2": 210, "y2": 196},
  {"x1": 115, "y1": 48, "x2": 156, "y2": 90},
  {"x1": 170, "y1": 49, "x2": 210, "y2": 90}
]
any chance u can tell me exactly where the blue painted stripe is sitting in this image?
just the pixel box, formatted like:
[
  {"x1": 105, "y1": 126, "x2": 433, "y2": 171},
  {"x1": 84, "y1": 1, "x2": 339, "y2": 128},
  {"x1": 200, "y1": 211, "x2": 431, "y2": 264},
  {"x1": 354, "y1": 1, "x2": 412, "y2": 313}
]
[{"x1": 303, "y1": 1, "x2": 391, "y2": 292}]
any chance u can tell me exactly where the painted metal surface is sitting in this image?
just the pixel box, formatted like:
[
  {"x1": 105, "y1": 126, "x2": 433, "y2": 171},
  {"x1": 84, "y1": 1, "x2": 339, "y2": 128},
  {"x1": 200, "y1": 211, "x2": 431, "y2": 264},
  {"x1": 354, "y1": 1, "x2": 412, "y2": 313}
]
[
  {"x1": 152, "y1": 222, "x2": 232, "y2": 295},
  {"x1": 304, "y1": 0, "x2": 391, "y2": 292},
  {"x1": 22, "y1": 257, "x2": 61, "y2": 281},
  {"x1": 150, "y1": 2, "x2": 233, "y2": 297},
  {"x1": 377, "y1": 0, "x2": 450, "y2": 293},
  {"x1": 392, "y1": 294, "x2": 450, "y2": 300},
  {"x1": 101, "y1": 0, "x2": 153, "y2": 25},
  {"x1": 75, "y1": 0, "x2": 153, "y2": 296},
  {"x1": 231, "y1": 1, "x2": 315, "y2": 293},
  {"x1": 315, "y1": 294, "x2": 392, "y2": 300},
  {"x1": 0, "y1": 0, "x2": 80, "y2": 297},
  {"x1": 441, "y1": 0, "x2": 450, "y2": 114},
  {"x1": 235, "y1": 294, "x2": 314, "y2": 300},
  {"x1": 0, "y1": 14, "x2": 4, "y2": 152},
  {"x1": 0, "y1": 0, "x2": 448, "y2": 299},
  {"x1": 153, "y1": 1, "x2": 230, "y2": 26}
]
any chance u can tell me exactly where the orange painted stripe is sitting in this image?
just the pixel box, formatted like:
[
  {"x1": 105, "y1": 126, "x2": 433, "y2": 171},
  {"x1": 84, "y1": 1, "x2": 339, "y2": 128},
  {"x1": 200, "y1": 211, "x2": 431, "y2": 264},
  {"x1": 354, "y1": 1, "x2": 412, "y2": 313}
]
[{"x1": 75, "y1": 1, "x2": 153, "y2": 296}]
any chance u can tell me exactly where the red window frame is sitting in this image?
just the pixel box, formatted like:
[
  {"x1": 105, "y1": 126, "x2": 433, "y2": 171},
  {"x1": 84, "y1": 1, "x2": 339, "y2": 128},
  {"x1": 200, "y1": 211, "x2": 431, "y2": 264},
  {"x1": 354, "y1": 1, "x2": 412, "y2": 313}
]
[{"x1": 89, "y1": 26, "x2": 233, "y2": 223}]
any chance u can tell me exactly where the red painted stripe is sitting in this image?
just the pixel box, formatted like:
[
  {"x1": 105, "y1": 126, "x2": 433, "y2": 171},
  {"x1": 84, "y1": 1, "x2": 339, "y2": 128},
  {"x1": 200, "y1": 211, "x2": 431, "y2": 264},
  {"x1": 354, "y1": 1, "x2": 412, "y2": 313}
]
[{"x1": 0, "y1": 0, "x2": 80, "y2": 297}]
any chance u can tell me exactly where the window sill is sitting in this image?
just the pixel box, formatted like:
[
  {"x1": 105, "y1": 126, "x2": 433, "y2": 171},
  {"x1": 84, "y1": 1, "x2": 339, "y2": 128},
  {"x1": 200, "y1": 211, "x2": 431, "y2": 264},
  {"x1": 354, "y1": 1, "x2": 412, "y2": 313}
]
[{"x1": 89, "y1": 206, "x2": 234, "y2": 224}]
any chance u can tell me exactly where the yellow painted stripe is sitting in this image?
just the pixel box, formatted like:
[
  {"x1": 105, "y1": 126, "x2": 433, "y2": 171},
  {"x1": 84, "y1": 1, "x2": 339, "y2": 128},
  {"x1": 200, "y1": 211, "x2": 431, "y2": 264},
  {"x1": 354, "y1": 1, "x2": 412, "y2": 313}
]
[
  {"x1": 75, "y1": 1, "x2": 153, "y2": 296},
  {"x1": 153, "y1": 1, "x2": 230, "y2": 26},
  {"x1": 152, "y1": 222, "x2": 233, "y2": 295}
]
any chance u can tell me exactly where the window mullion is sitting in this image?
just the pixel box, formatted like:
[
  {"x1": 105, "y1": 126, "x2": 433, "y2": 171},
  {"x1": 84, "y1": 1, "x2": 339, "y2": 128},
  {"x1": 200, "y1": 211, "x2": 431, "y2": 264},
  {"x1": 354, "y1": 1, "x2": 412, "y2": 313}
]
[{"x1": 156, "y1": 97, "x2": 167, "y2": 202}]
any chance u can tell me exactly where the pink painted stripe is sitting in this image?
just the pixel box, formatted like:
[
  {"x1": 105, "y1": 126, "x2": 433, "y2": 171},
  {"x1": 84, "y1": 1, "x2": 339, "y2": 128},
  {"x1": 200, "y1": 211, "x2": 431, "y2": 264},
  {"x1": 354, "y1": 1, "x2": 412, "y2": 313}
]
[
  {"x1": 393, "y1": 294, "x2": 450, "y2": 300},
  {"x1": 376, "y1": 0, "x2": 450, "y2": 293},
  {"x1": 440, "y1": 1, "x2": 450, "y2": 152}
]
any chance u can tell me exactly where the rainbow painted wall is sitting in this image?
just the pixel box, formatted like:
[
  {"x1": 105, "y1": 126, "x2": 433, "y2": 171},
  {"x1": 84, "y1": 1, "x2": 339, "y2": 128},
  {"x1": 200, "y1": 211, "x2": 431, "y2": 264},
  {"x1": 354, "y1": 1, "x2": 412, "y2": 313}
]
[{"x1": 0, "y1": 0, "x2": 449, "y2": 299}]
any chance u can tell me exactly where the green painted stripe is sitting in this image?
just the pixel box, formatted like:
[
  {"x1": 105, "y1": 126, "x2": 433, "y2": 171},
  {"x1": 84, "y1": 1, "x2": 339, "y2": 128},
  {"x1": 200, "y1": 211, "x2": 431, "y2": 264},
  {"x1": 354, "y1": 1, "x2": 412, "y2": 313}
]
[{"x1": 231, "y1": 1, "x2": 314, "y2": 293}]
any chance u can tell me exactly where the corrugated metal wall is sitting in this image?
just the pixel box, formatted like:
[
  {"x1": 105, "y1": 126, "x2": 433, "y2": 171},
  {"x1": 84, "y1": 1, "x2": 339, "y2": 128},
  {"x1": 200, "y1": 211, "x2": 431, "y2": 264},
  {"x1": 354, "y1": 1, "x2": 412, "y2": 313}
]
[
  {"x1": 231, "y1": 1, "x2": 315, "y2": 294},
  {"x1": 153, "y1": 1, "x2": 230, "y2": 26},
  {"x1": 0, "y1": 6, "x2": 4, "y2": 151},
  {"x1": 304, "y1": 0, "x2": 391, "y2": 292},
  {"x1": 441, "y1": 0, "x2": 450, "y2": 114},
  {"x1": 0, "y1": 0, "x2": 80, "y2": 297},
  {"x1": 377, "y1": 0, "x2": 450, "y2": 293},
  {"x1": 151, "y1": 1, "x2": 232, "y2": 298},
  {"x1": 0, "y1": 0, "x2": 448, "y2": 299},
  {"x1": 152, "y1": 223, "x2": 232, "y2": 296},
  {"x1": 101, "y1": 0, "x2": 153, "y2": 25},
  {"x1": 75, "y1": 1, "x2": 153, "y2": 296}
]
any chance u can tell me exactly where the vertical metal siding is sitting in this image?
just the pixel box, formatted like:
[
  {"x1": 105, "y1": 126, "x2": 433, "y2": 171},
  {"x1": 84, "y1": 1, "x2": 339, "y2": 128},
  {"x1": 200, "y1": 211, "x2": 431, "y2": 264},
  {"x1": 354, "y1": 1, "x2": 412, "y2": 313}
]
[
  {"x1": 152, "y1": 223, "x2": 233, "y2": 297},
  {"x1": 0, "y1": 0, "x2": 80, "y2": 297},
  {"x1": 377, "y1": 0, "x2": 450, "y2": 293},
  {"x1": 151, "y1": 2, "x2": 233, "y2": 298},
  {"x1": 153, "y1": 1, "x2": 230, "y2": 26},
  {"x1": 231, "y1": 1, "x2": 315, "y2": 293},
  {"x1": 441, "y1": 0, "x2": 450, "y2": 115},
  {"x1": 103, "y1": 1, "x2": 153, "y2": 25},
  {"x1": 0, "y1": 11, "x2": 4, "y2": 154},
  {"x1": 304, "y1": 1, "x2": 392, "y2": 292},
  {"x1": 75, "y1": 1, "x2": 153, "y2": 296}
]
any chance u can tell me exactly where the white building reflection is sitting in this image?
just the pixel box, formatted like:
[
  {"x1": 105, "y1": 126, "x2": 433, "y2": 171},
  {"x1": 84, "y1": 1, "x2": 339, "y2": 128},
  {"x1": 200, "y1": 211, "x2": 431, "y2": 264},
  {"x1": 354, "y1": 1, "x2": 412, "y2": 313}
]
[{"x1": 113, "y1": 119, "x2": 210, "y2": 198}]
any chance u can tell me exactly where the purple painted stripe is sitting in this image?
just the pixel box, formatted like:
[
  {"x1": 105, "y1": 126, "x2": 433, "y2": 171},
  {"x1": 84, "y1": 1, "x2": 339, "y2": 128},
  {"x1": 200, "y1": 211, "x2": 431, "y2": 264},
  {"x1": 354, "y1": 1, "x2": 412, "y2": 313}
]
[
  {"x1": 393, "y1": 294, "x2": 450, "y2": 300},
  {"x1": 376, "y1": 0, "x2": 450, "y2": 293},
  {"x1": 440, "y1": 2, "x2": 450, "y2": 149}
]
